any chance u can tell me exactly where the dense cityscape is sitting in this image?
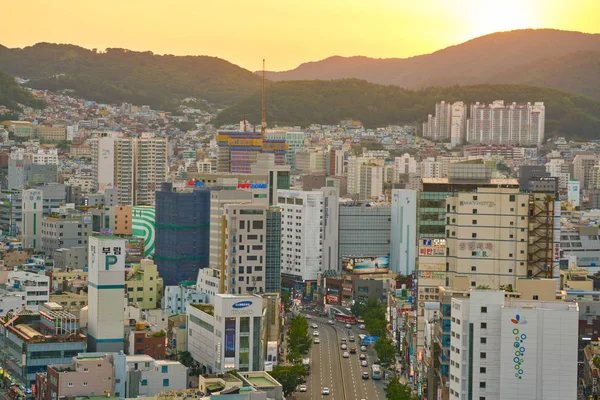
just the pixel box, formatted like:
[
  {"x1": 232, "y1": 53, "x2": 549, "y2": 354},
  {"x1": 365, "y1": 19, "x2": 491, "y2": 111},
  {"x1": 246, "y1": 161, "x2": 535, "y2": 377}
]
[{"x1": 0, "y1": 4, "x2": 600, "y2": 400}]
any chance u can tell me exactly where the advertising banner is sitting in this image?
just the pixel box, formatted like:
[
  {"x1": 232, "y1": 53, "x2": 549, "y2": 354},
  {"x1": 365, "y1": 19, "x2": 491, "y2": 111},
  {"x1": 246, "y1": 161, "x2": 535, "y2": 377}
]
[
  {"x1": 224, "y1": 318, "x2": 236, "y2": 364},
  {"x1": 342, "y1": 256, "x2": 389, "y2": 274},
  {"x1": 266, "y1": 341, "x2": 278, "y2": 367}
]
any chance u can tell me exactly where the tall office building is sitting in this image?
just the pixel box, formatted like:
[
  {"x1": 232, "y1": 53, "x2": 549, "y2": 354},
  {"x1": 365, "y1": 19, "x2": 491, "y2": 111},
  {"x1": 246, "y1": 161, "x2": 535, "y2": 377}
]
[
  {"x1": 90, "y1": 133, "x2": 167, "y2": 205},
  {"x1": 222, "y1": 203, "x2": 267, "y2": 295},
  {"x1": 209, "y1": 190, "x2": 265, "y2": 274},
  {"x1": 295, "y1": 149, "x2": 326, "y2": 173},
  {"x1": 216, "y1": 130, "x2": 287, "y2": 174},
  {"x1": 390, "y1": 189, "x2": 417, "y2": 275},
  {"x1": 277, "y1": 187, "x2": 339, "y2": 299},
  {"x1": 467, "y1": 101, "x2": 545, "y2": 147},
  {"x1": 394, "y1": 153, "x2": 417, "y2": 176},
  {"x1": 87, "y1": 236, "x2": 126, "y2": 352},
  {"x1": 338, "y1": 203, "x2": 390, "y2": 270},
  {"x1": 329, "y1": 149, "x2": 346, "y2": 176},
  {"x1": 250, "y1": 153, "x2": 291, "y2": 206},
  {"x1": 154, "y1": 183, "x2": 211, "y2": 285},
  {"x1": 266, "y1": 130, "x2": 305, "y2": 171},
  {"x1": 22, "y1": 189, "x2": 43, "y2": 249},
  {"x1": 449, "y1": 290, "x2": 577, "y2": 400},
  {"x1": 265, "y1": 209, "x2": 282, "y2": 293}
]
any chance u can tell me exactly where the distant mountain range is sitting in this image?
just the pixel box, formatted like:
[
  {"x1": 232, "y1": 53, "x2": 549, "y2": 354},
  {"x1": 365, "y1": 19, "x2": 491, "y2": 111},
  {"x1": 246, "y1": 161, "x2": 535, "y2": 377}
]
[
  {"x1": 213, "y1": 80, "x2": 600, "y2": 140},
  {"x1": 260, "y1": 29, "x2": 600, "y2": 101},
  {"x1": 1, "y1": 28, "x2": 600, "y2": 138},
  {"x1": 0, "y1": 69, "x2": 45, "y2": 112},
  {"x1": 0, "y1": 43, "x2": 261, "y2": 110}
]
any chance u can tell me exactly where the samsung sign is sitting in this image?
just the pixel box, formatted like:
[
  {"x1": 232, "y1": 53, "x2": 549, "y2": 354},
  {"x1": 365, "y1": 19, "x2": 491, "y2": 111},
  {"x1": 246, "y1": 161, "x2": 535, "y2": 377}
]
[{"x1": 232, "y1": 301, "x2": 253, "y2": 309}]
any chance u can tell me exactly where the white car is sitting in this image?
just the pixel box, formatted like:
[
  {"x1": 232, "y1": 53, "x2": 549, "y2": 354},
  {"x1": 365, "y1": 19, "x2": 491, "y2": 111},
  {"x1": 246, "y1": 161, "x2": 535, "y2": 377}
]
[
  {"x1": 361, "y1": 360, "x2": 368, "y2": 367},
  {"x1": 360, "y1": 345, "x2": 367, "y2": 351},
  {"x1": 346, "y1": 323, "x2": 352, "y2": 329},
  {"x1": 343, "y1": 351, "x2": 350, "y2": 358},
  {"x1": 322, "y1": 387, "x2": 330, "y2": 395},
  {"x1": 341, "y1": 344, "x2": 347, "y2": 350},
  {"x1": 328, "y1": 320, "x2": 335, "y2": 325},
  {"x1": 299, "y1": 384, "x2": 307, "y2": 392},
  {"x1": 311, "y1": 323, "x2": 318, "y2": 329},
  {"x1": 359, "y1": 324, "x2": 366, "y2": 329},
  {"x1": 313, "y1": 331, "x2": 319, "y2": 336},
  {"x1": 314, "y1": 338, "x2": 320, "y2": 344}
]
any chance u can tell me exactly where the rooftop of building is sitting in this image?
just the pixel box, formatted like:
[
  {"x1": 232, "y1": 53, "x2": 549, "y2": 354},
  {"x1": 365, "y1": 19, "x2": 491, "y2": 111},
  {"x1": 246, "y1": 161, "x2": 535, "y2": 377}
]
[
  {"x1": 202, "y1": 373, "x2": 241, "y2": 383},
  {"x1": 190, "y1": 303, "x2": 214, "y2": 315},
  {"x1": 238, "y1": 371, "x2": 281, "y2": 388}
]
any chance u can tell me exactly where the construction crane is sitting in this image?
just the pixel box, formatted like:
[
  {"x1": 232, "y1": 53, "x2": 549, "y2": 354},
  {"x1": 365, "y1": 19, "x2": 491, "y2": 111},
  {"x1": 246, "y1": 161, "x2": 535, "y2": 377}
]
[{"x1": 261, "y1": 59, "x2": 267, "y2": 138}]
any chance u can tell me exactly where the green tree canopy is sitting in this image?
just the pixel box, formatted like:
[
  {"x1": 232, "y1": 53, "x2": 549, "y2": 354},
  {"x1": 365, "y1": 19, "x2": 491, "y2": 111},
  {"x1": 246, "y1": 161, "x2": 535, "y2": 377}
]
[
  {"x1": 385, "y1": 375, "x2": 416, "y2": 400},
  {"x1": 269, "y1": 364, "x2": 309, "y2": 397},
  {"x1": 374, "y1": 338, "x2": 396, "y2": 365}
]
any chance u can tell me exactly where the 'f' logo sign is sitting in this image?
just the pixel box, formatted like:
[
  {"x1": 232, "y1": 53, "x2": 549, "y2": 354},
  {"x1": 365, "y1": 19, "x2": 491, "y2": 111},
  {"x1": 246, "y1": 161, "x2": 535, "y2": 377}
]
[{"x1": 105, "y1": 255, "x2": 118, "y2": 270}]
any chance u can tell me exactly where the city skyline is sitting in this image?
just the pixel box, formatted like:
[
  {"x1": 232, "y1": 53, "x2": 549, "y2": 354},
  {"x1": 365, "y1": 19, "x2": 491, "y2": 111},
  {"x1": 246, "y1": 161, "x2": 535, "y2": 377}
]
[{"x1": 1, "y1": 0, "x2": 599, "y2": 71}]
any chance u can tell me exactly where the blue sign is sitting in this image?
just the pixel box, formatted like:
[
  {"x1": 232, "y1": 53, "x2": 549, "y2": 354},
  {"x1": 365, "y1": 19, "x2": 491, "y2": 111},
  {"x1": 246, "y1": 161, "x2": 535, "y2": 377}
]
[
  {"x1": 362, "y1": 336, "x2": 379, "y2": 345},
  {"x1": 251, "y1": 183, "x2": 267, "y2": 189},
  {"x1": 232, "y1": 301, "x2": 252, "y2": 309}
]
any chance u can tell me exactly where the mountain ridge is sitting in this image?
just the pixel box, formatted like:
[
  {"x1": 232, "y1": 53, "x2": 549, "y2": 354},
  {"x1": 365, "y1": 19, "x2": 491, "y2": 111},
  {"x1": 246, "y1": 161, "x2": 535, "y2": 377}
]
[{"x1": 257, "y1": 29, "x2": 600, "y2": 100}]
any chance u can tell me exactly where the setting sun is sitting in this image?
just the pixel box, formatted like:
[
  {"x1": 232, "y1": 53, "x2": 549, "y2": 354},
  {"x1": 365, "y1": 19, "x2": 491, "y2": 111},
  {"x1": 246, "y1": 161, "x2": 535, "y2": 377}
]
[{"x1": 0, "y1": 0, "x2": 598, "y2": 71}]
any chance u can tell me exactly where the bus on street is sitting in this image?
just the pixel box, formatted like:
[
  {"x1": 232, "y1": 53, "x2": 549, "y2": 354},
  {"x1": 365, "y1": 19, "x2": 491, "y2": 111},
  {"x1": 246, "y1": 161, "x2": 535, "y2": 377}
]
[
  {"x1": 371, "y1": 364, "x2": 382, "y2": 380},
  {"x1": 334, "y1": 313, "x2": 357, "y2": 324}
]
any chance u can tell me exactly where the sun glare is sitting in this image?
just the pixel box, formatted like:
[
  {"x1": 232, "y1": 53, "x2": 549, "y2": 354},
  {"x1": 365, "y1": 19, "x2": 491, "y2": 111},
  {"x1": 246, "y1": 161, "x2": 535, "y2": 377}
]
[{"x1": 469, "y1": 0, "x2": 538, "y2": 38}]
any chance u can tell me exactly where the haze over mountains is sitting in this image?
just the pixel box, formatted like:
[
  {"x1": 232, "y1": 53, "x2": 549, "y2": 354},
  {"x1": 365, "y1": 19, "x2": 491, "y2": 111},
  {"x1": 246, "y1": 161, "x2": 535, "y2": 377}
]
[{"x1": 260, "y1": 29, "x2": 600, "y2": 101}]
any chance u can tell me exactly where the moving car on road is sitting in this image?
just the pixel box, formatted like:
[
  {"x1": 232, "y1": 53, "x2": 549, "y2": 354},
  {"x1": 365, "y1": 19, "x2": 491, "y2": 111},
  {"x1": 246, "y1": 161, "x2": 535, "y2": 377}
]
[
  {"x1": 359, "y1": 353, "x2": 367, "y2": 360},
  {"x1": 299, "y1": 384, "x2": 307, "y2": 392},
  {"x1": 314, "y1": 338, "x2": 320, "y2": 344},
  {"x1": 311, "y1": 323, "x2": 318, "y2": 329},
  {"x1": 362, "y1": 371, "x2": 369, "y2": 380},
  {"x1": 361, "y1": 360, "x2": 368, "y2": 367},
  {"x1": 313, "y1": 331, "x2": 319, "y2": 336},
  {"x1": 343, "y1": 351, "x2": 350, "y2": 358},
  {"x1": 360, "y1": 345, "x2": 367, "y2": 352},
  {"x1": 350, "y1": 347, "x2": 357, "y2": 354},
  {"x1": 322, "y1": 387, "x2": 330, "y2": 395},
  {"x1": 341, "y1": 343, "x2": 347, "y2": 350}
]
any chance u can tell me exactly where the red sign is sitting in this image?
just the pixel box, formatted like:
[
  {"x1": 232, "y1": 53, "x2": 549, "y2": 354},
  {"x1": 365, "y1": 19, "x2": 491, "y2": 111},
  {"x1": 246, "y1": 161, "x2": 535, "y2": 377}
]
[
  {"x1": 238, "y1": 183, "x2": 252, "y2": 189},
  {"x1": 187, "y1": 180, "x2": 195, "y2": 186},
  {"x1": 554, "y1": 243, "x2": 560, "y2": 262}
]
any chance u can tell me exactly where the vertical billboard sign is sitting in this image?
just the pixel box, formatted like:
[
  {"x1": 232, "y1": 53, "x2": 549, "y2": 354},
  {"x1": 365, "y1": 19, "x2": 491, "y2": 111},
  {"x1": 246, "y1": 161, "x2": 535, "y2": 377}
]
[{"x1": 224, "y1": 317, "x2": 236, "y2": 366}]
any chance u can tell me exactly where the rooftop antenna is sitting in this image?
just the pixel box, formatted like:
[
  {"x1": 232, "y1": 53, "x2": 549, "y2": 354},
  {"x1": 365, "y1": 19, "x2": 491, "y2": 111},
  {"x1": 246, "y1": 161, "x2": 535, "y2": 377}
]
[
  {"x1": 243, "y1": 115, "x2": 247, "y2": 132},
  {"x1": 261, "y1": 59, "x2": 266, "y2": 138}
]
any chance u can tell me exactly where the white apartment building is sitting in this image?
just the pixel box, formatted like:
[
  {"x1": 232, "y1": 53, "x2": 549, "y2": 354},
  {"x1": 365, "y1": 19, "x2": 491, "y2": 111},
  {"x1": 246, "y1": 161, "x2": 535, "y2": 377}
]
[
  {"x1": 394, "y1": 153, "x2": 417, "y2": 176},
  {"x1": 422, "y1": 158, "x2": 442, "y2": 179},
  {"x1": 10, "y1": 149, "x2": 59, "y2": 165},
  {"x1": 187, "y1": 294, "x2": 263, "y2": 373},
  {"x1": 545, "y1": 159, "x2": 571, "y2": 190},
  {"x1": 572, "y1": 153, "x2": 600, "y2": 190},
  {"x1": 223, "y1": 203, "x2": 267, "y2": 295},
  {"x1": 90, "y1": 133, "x2": 167, "y2": 205},
  {"x1": 6, "y1": 271, "x2": 49, "y2": 311},
  {"x1": 450, "y1": 102, "x2": 467, "y2": 147},
  {"x1": 277, "y1": 187, "x2": 339, "y2": 282},
  {"x1": 449, "y1": 290, "x2": 577, "y2": 400},
  {"x1": 163, "y1": 284, "x2": 208, "y2": 316},
  {"x1": 467, "y1": 101, "x2": 545, "y2": 147},
  {"x1": 125, "y1": 355, "x2": 187, "y2": 398},
  {"x1": 295, "y1": 148, "x2": 326, "y2": 173},
  {"x1": 347, "y1": 156, "x2": 385, "y2": 200}
]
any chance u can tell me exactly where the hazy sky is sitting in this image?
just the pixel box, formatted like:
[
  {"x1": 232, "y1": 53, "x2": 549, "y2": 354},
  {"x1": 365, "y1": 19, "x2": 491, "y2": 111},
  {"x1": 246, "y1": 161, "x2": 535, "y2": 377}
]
[{"x1": 3, "y1": 0, "x2": 599, "y2": 71}]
